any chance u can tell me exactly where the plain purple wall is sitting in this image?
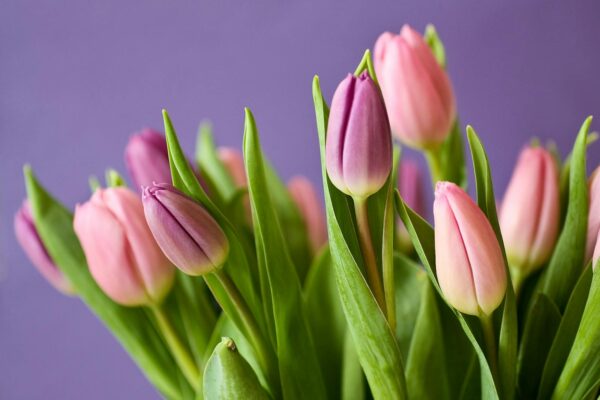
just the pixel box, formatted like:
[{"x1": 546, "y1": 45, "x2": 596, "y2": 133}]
[{"x1": 2, "y1": 1, "x2": 599, "y2": 399}]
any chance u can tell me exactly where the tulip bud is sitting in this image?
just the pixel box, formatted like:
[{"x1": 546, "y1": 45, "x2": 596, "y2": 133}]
[
  {"x1": 325, "y1": 72, "x2": 392, "y2": 198},
  {"x1": 499, "y1": 146, "x2": 560, "y2": 274},
  {"x1": 218, "y1": 147, "x2": 247, "y2": 188},
  {"x1": 14, "y1": 200, "x2": 74, "y2": 295},
  {"x1": 592, "y1": 232, "x2": 600, "y2": 271},
  {"x1": 287, "y1": 176, "x2": 327, "y2": 254},
  {"x1": 125, "y1": 128, "x2": 171, "y2": 189},
  {"x1": 74, "y1": 187, "x2": 174, "y2": 306},
  {"x1": 374, "y1": 25, "x2": 456, "y2": 150},
  {"x1": 585, "y1": 166, "x2": 600, "y2": 264},
  {"x1": 397, "y1": 159, "x2": 424, "y2": 252},
  {"x1": 143, "y1": 183, "x2": 229, "y2": 276},
  {"x1": 434, "y1": 182, "x2": 507, "y2": 316}
]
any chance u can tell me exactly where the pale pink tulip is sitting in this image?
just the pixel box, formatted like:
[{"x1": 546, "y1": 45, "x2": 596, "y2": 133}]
[
  {"x1": 218, "y1": 147, "x2": 247, "y2": 188},
  {"x1": 592, "y1": 232, "x2": 600, "y2": 270},
  {"x1": 287, "y1": 176, "x2": 327, "y2": 254},
  {"x1": 74, "y1": 187, "x2": 174, "y2": 306},
  {"x1": 500, "y1": 146, "x2": 559, "y2": 274},
  {"x1": 434, "y1": 182, "x2": 506, "y2": 316},
  {"x1": 374, "y1": 25, "x2": 456, "y2": 150},
  {"x1": 585, "y1": 166, "x2": 600, "y2": 264}
]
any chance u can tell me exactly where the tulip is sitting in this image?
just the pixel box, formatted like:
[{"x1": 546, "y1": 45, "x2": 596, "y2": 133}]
[
  {"x1": 397, "y1": 159, "x2": 424, "y2": 252},
  {"x1": 125, "y1": 128, "x2": 171, "y2": 189},
  {"x1": 143, "y1": 183, "x2": 229, "y2": 276},
  {"x1": 325, "y1": 72, "x2": 392, "y2": 199},
  {"x1": 374, "y1": 25, "x2": 456, "y2": 150},
  {"x1": 585, "y1": 166, "x2": 600, "y2": 264},
  {"x1": 500, "y1": 146, "x2": 560, "y2": 279},
  {"x1": 434, "y1": 182, "x2": 506, "y2": 316},
  {"x1": 14, "y1": 200, "x2": 74, "y2": 295},
  {"x1": 218, "y1": 147, "x2": 247, "y2": 188},
  {"x1": 287, "y1": 176, "x2": 328, "y2": 254},
  {"x1": 593, "y1": 232, "x2": 600, "y2": 271},
  {"x1": 74, "y1": 187, "x2": 174, "y2": 306}
]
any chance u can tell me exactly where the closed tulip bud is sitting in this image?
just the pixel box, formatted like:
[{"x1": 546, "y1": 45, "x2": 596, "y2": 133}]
[
  {"x1": 434, "y1": 182, "x2": 507, "y2": 316},
  {"x1": 585, "y1": 166, "x2": 600, "y2": 264},
  {"x1": 397, "y1": 159, "x2": 424, "y2": 252},
  {"x1": 125, "y1": 128, "x2": 171, "y2": 189},
  {"x1": 500, "y1": 147, "x2": 559, "y2": 275},
  {"x1": 218, "y1": 147, "x2": 247, "y2": 188},
  {"x1": 374, "y1": 25, "x2": 456, "y2": 150},
  {"x1": 14, "y1": 200, "x2": 75, "y2": 295},
  {"x1": 287, "y1": 176, "x2": 327, "y2": 254},
  {"x1": 593, "y1": 232, "x2": 600, "y2": 271},
  {"x1": 325, "y1": 72, "x2": 392, "y2": 198},
  {"x1": 143, "y1": 183, "x2": 229, "y2": 276},
  {"x1": 74, "y1": 188, "x2": 174, "y2": 306}
]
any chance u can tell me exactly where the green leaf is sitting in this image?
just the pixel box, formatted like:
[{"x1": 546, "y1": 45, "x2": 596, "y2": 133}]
[
  {"x1": 424, "y1": 24, "x2": 446, "y2": 68},
  {"x1": 195, "y1": 122, "x2": 234, "y2": 205},
  {"x1": 383, "y1": 148, "x2": 400, "y2": 329},
  {"x1": 244, "y1": 107, "x2": 327, "y2": 400},
  {"x1": 304, "y1": 247, "x2": 346, "y2": 400},
  {"x1": 406, "y1": 279, "x2": 451, "y2": 399},
  {"x1": 341, "y1": 332, "x2": 365, "y2": 400},
  {"x1": 538, "y1": 266, "x2": 593, "y2": 399},
  {"x1": 353, "y1": 49, "x2": 378, "y2": 83},
  {"x1": 105, "y1": 168, "x2": 126, "y2": 187},
  {"x1": 553, "y1": 269, "x2": 600, "y2": 399},
  {"x1": 313, "y1": 76, "x2": 407, "y2": 400},
  {"x1": 24, "y1": 166, "x2": 186, "y2": 400},
  {"x1": 203, "y1": 338, "x2": 269, "y2": 400},
  {"x1": 540, "y1": 117, "x2": 592, "y2": 310},
  {"x1": 439, "y1": 121, "x2": 467, "y2": 188},
  {"x1": 395, "y1": 196, "x2": 498, "y2": 400},
  {"x1": 88, "y1": 175, "x2": 101, "y2": 192},
  {"x1": 516, "y1": 293, "x2": 561, "y2": 398},
  {"x1": 467, "y1": 126, "x2": 517, "y2": 400}
]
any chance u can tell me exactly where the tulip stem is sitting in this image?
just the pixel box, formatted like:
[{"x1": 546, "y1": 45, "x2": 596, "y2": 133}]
[
  {"x1": 510, "y1": 266, "x2": 526, "y2": 300},
  {"x1": 213, "y1": 270, "x2": 277, "y2": 393},
  {"x1": 353, "y1": 197, "x2": 387, "y2": 314},
  {"x1": 425, "y1": 147, "x2": 444, "y2": 186},
  {"x1": 151, "y1": 305, "x2": 201, "y2": 391},
  {"x1": 480, "y1": 313, "x2": 499, "y2": 385}
]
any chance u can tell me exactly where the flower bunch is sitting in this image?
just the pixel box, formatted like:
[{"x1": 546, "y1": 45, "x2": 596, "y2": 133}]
[{"x1": 16, "y1": 24, "x2": 600, "y2": 400}]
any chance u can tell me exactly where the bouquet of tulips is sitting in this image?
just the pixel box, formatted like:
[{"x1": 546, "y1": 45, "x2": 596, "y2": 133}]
[{"x1": 14, "y1": 24, "x2": 600, "y2": 400}]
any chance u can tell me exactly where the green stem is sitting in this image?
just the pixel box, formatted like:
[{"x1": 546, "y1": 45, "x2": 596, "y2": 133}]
[
  {"x1": 510, "y1": 266, "x2": 526, "y2": 302},
  {"x1": 425, "y1": 147, "x2": 443, "y2": 186},
  {"x1": 151, "y1": 304, "x2": 201, "y2": 391},
  {"x1": 213, "y1": 270, "x2": 277, "y2": 391},
  {"x1": 480, "y1": 313, "x2": 499, "y2": 385},
  {"x1": 353, "y1": 197, "x2": 386, "y2": 314}
]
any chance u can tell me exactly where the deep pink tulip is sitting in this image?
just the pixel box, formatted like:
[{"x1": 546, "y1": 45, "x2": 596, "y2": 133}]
[
  {"x1": 500, "y1": 147, "x2": 559, "y2": 273},
  {"x1": 143, "y1": 183, "x2": 229, "y2": 276},
  {"x1": 397, "y1": 159, "x2": 424, "y2": 251},
  {"x1": 74, "y1": 188, "x2": 175, "y2": 306},
  {"x1": 374, "y1": 25, "x2": 456, "y2": 150},
  {"x1": 14, "y1": 200, "x2": 74, "y2": 295},
  {"x1": 287, "y1": 176, "x2": 328, "y2": 254},
  {"x1": 586, "y1": 166, "x2": 600, "y2": 264},
  {"x1": 325, "y1": 72, "x2": 392, "y2": 198},
  {"x1": 434, "y1": 182, "x2": 506, "y2": 316},
  {"x1": 125, "y1": 129, "x2": 171, "y2": 189},
  {"x1": 218, "y1": 147, "x2": 247, "y2": 188}
]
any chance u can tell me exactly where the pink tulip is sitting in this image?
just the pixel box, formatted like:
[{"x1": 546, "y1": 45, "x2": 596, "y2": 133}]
[
  {"x1": 593, "y1": 232, "x2": 600, "y2": 271},
  {"x1": 397, "y1": 159, "x2": 424, "y2": 252},
  {"x1": 218, "y1": 147, "x2": 247, "y2": 188},
  {"x1": 74, "y1": 187, "x2": 175, "y2": 306},
  {"x1": 287, "y1": 176, "x2": 328, "y2": 254},
  {"x1": 374, "y1": 25, "x2": 456, "y2": 150},
  {"x1": 585, "y1": 166, "x2": 600, "y2": 264},
  {"x1": 14, "y1": 200, "x2": 75, "y2": 295},
  {"x1": 434, "y1": 182, "x2": 506, "y2": 316},
  {"x1": 500, "y1": 146, "x2": 559, "y2": 274},
  {"x1": 125, "y1": 129, "x2": 171, "y2": 189}
]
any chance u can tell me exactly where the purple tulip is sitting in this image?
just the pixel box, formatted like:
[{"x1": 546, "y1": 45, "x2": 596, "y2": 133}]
[
  {"x1": 434, "y1": 182, "x2": 507, "y2": 316},
  {"x1": 14, "y1": 200, "x2": 74, "y2": 295},
  {"x1": 397, "y1": 159, "x2": 425, "y2": 252},
  {"x1": 125, "y1": 128, "x2": 171, "y2": 189},
  {"x1": 143, "y1": 183, "x2": 229, "y2": 276},
  {"x1": 325, "y1": 72, "x2": 392, "y2": 199}
]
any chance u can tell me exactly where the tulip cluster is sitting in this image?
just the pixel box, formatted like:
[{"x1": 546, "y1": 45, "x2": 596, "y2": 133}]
[{"x1": 15, "y1": 23, "x2": 600, "y2": 400}]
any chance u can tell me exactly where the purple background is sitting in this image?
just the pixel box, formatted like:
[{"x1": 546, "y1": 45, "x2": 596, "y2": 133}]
[{"x1": 2, "y1": 1, "x2": 599, "y2": 398}]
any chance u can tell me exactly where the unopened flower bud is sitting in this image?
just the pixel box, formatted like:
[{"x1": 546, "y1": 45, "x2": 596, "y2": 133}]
[
  {"x1": 14, "y1": 200, "x2": 74, "y2": 295},
  {"x1": 586, "y1": 166, "x2": 600, "y2": 264},
  {"x1": 218, "y1": 147, "x2": 247, "y2": 188},
  {"x1": 434, "y1": 182, "x2": 507, "y2": 316},
  {"x1": 74, "y1": 188, "x2": 174, "y2": 306},
  {"x1": 287, "y1": 176, "x2": 327, "y2": 254},
  {"x1": 325, "y1": 72, "x2": 392, "y2": 198},
  {"x1": 143, "y1": 183, "x2": 229, "y2": 276},
  {"x1": 374, "y1": 25, "x2": 456, "y2": 150},
  {"x1": 500, "y1": 146, "x2": 560, "y2": 274},
  {"x1": 397, "y1": 159, "x2": 424, "y2": 252},
  {"x1": 125, "y1": 129, "x2": 171, "y2": 189}
]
